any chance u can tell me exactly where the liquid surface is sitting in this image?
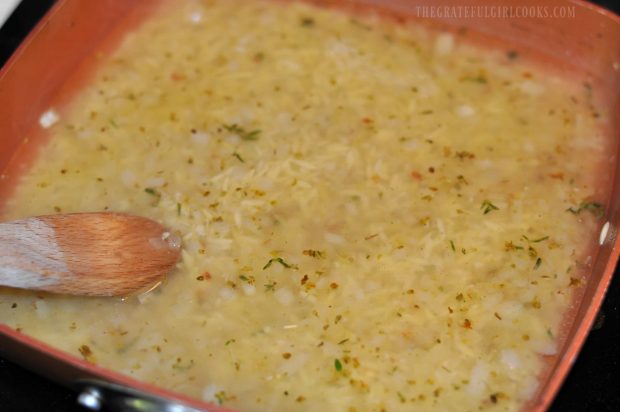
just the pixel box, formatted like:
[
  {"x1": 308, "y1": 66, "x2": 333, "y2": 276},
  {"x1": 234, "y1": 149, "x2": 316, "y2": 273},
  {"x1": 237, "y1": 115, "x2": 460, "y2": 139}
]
[{"x1": 0, "y1": 1, "x2": 609, "y2": 411}]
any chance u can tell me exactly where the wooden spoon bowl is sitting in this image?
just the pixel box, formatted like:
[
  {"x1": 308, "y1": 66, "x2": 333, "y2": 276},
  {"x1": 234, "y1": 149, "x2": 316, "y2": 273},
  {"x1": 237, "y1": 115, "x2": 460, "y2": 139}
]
[{"x1": 0, "y1": 212, "x2": 181, "y2": 296}]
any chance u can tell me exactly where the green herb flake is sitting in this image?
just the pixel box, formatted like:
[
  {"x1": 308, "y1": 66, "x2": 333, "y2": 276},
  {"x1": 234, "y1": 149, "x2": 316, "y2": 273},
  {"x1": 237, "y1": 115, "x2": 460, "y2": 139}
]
[
  {"x1": 566, "y1": 201, "x2": 604, "y2": 218},
  {"x1": 144, "y1": 187, "x2": 160, "y2": 197},
  {"x1": 263, "y1": 257, "x2": 297, "y2": 270},
  {"x1": 264, "y1": 282, "x2": 276, "y2": 292},
  {"x1": 172, "y1": 359, "x2": 194, "y2": 371},
  {"x1": 534, "y1": 257, "x2": 542, "y2": 270},
  {"x1": 144, "y1": 187, "x2": 161, "y2": 205},
  {"x1": 242, "y1": 130, "x2": 261, "y2": 141},
  {"x1": 397, "y1": 391, "x2": 406, "y2": 403},
  {"x1": 253, "y1": 52, "x2": 265, "y2": 62},
  {"x1": 232, "y1": 152, "x2": 245, "y2": 163},
  {"x1": 239, "y1": 274, "x2": 255, "y2": 284},
  {"x1": 303, "y1": 249, "x2": 325, "y2": 258},
  {"x1": 504, "y1": 241, "x2": 524, "y2": 251},
  {"x1": 530, "y1": 236, "x2": 549, "y2": 243},
  {"x1": 481, "y1": 200, "x2": 499, "y2": 214},
  {"x1": 470, "y1": 74, "x2": 487, "y2": 84},
  {"x1": 334, "y1": 358, "x2": 343, "y2": 372},
  {"x1": 223, "y1": 123, "x2": 243, "y2": 133},
  {"x1": 225, "y1": 339, "x2": 236, "y2": 346},
  {"x1": 223, "y1": 124, "x2": 261, "y2": 141},
  {"x1": 214, "y1": 391, "x2": 228, "y2": 406},
  {"x1": 300, "y1": 17, "x2": 315, "y2": 27},
  {"x1": 547, "y1": 328, "x2": 554, "y2": 339},
  {"x1": 109, "y1": 119, "x2": 119, "y2": 128},
  {"x1": 337, "y1": 338, "x2": 349, "y2": 345},
  {"x1": 177, "y1": 203, "x2": 181, "y2": 216},
  {"x1": 449, "y1": 240, "x2": 456, "y2": 252}
]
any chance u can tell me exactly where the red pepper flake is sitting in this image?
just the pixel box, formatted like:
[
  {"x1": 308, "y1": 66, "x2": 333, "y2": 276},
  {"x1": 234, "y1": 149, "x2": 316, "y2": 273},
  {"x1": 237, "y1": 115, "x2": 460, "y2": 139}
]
[
  {"x1": 300, "y1": 275, "x2": 309, "y2": 285},
  {"x1": 296, "y1": 396, "x2": 306, "y2": 403},
  {"x1": 410, "y1": 170, "x2": 423, "y2": 180},
  {"x1": 548, "y1": 172, "x2": 564, "y2": 180},
  {"x1": 196, "y1": 271, "x2": 212, "y2": 281},
  {"x1": 282, "y1": 352, "x2": 292, "y2": 359},
  {"x1": 170, "y1": 72, "x2": 186, "y2": 81},
  {"x1": 462, "y1": 319, "x2": 472, "y2": 329},
  {"x1": 330, "y1": 282, "x2": 339, "y2": 289},
  {"x1": 361, "y1": 117, "x2": 374, "y2": 124}
]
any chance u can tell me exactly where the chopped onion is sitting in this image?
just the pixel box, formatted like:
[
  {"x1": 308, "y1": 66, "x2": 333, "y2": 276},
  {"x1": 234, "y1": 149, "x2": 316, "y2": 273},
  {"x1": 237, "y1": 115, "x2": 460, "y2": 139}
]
[
  {"x1": 219, "y1": 287, "x2": 236, "y2": 301},
  {"x1": 500, "y1": 349, "x2": 520, "y2": 370},
  {"x1": 324, "y1": 232, "x2": 344, "y2": 244},
  {"x1": 39, "y1": 109, "x2": 59, "y2": 128},
  {"x1": 456, "y1": 105, "x2": 475, "y2": 118},
  {"x1": 191, "y1": 131, "x2": 210, "y2": 144},
  {"x1": 467, "y1": 362, "x2": 488, "y2": 395},
  {"x1": 274, "y1": 287, "x2": 293, "y2": 305},
  {"x1": 434, "y1": 33, "x2": 454, "y2": 56}
]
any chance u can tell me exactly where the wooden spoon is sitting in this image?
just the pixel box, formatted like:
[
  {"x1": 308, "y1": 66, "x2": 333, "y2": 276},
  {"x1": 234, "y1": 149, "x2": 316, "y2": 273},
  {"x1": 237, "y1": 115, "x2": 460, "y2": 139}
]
[{"x1": 0, "y1": 212, "x2": 181, "y2": 297}]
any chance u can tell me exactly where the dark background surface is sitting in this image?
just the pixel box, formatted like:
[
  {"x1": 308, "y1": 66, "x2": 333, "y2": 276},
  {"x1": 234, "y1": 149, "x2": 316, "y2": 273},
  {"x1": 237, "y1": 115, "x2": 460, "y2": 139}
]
[{"x1": 0, "y1": 1, "x2": 619, "y2": 411}]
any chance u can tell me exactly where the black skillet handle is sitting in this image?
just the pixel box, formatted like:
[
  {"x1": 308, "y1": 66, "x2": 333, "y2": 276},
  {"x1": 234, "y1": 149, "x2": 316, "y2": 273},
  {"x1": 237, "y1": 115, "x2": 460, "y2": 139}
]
[{"x1": 74, "y1": 380, "x2": 209, "y2": 412}]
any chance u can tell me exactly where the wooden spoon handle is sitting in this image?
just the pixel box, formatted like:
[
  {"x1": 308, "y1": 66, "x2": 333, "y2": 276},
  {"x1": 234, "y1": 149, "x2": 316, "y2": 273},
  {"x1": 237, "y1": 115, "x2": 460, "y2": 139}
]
[{"x1": 0, "y1": 217, "x2": 68, "y2": 291}]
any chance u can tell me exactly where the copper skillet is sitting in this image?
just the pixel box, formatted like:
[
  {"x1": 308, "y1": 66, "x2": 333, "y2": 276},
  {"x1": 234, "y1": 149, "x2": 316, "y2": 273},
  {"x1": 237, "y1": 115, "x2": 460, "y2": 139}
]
[{"x1": 0, "y1": 0, "x2": 619, "y2": 411}]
